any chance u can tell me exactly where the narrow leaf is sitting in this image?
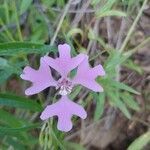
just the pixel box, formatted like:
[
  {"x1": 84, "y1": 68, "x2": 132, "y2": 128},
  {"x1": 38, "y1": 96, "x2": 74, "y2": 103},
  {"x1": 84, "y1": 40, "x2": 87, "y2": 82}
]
[
  {"x1": 67, "y1": 28, "x2": 83, "y2": 38},
  {"x1": 97, "y1": 10, "x2": 126, "y2": 18},
  {"x1": 111, "y1": 80, "x2": 140, "y2": 95},
  {"x1": 124, "y1": 59, "x2": 143, "y2": 75},
  {"x1": 5, "y1": 137, "x2": 26, "y2": 150},
  {"x1": 69, "y1": 86, "x2": 82, "y2": 100},
  {"x1": 108, "y1": 92, "x2": 131, "y2": 119},
  {"x1": 0, "y1": 124, "x2": 40, "y2": 134},
  {"x1": 20, "y1": 0, "x2": 33, "y2": 15},
  {"x1": 128, "y1": 131, "x2": 150, "y2": 150},
  {"x1": 0, "y1": 42, "x2": 56, "y2": 56},
  {"x1": 121, "y1": 92, "x2": 140, "y2": 111},
  {"x1": 93, "y1": 93, "x2": 105, "y2": 121},
  {"x1": 0, "y1": 109, "x2": 24, "y2": 127},
  {"x1": 0, "y1": 93, "x2": 42, "y2": 112}
]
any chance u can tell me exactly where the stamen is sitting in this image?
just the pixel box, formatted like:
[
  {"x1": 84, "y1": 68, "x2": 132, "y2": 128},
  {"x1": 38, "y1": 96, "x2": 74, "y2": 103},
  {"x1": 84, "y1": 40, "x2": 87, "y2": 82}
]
[{"x1": 56, "y1": 78, "x2": 73, "y2": 95}]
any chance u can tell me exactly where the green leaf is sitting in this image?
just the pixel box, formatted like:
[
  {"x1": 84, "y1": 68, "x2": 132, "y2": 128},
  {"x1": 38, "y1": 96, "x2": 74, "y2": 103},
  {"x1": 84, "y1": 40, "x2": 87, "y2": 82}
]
[
  {"x1": 0, "y1": 109, "x2": 24, "y2": 127},
  {"x1": 67, "y1": 28, "x2": 83, "y2": 38},
  {"x1": 0, "y1": 109, "x2": 34, "y2": 144},
  {"x1": 105, "y1": 50, "x2": 131, "y2": 71},
  {"x1": 124, "y1": 59, "x2": 143, "y2": 75},
  {"x1": 88, "y1": 28, "x2": 97, "y2": 40},
  {"x1": 93, "y1": 93, "x2": 105, "y2": 121},
  {"x1": 0, "y1": 5, "x2": 7, "y2": 22},
  {"x1": 0, "y1": 130, "x2": 38, "y2": 146},
  {"x1": 20, "y1": 0, "x2": 33, "y2": 15},
  {"x1": 0, "y1": 60, "x2": 27, "y2": 84},
  {"x1": 105, "y1": 51, "x2": 122, "y2": 70},
  {"x1": 108, "y1": 92, "x2": 131, "y2": 119},
  {"x1": 5, "y1": 137, "x2": 26, "y2": 150},
  {"x1": 91, "y1": 0, "x2": 102, "y2": 5},
  {"x1": 57, "y1": 0, "x2": 65, "y2": 7},
  {"x1": 0, "y1": 57, "x2": 8, "y2": 68},
  {"x1": 0, "y1": 93, "x2": 42, "y2": 112},
  {"x1": 121, "y1": 92, "x2": 140, "y2": 111},
  {"x1": 0, "y1": 124, "x2": 40, "y2": 134},
  {"x1": 51, "y1": 130, "x2": 66, "y2": 150},
  {"x1": 0, "y1": 42, "x2": 56, "y2": 56},
  {"x1": 127, "y1": 131, "x2": 150, "y2": 150},
  {"x1": 111, "y1": 80, "x2": 140, "y2": 95},
  {"x1": 0, "y1": 69, "x2": 12, "y2": 84},
  {"x1": 69, "y1": 86, "x2": 82, "y2": 100},
  {"x1": 98, "y1": 0, "x2": 117, "y2": 13},
  {"x1": 97, "y1": 10, "x2": 127, "y2": 18}
]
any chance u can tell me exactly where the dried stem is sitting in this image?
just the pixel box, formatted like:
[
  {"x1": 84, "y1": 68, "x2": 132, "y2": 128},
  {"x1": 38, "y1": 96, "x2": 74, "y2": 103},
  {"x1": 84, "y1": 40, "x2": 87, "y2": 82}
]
[
  {"x1": 120, "y1": 0, "x2": 148, "y2": 53},
  {"x1": 49, "y1": 0, "x2": 73, "y2": 47},
  {"x1": 71, "y1": 0, "x2": 91, "y2": 28}
]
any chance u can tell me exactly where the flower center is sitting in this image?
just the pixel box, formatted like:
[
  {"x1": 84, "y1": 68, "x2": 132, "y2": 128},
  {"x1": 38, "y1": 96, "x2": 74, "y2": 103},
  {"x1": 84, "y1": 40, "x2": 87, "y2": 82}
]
[{"x1": 56, "y1": 78, "x2": 73, "y2": 95}]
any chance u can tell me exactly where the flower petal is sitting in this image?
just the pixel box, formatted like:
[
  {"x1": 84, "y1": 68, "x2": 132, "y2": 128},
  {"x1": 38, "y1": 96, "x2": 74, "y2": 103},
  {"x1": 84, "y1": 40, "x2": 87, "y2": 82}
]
[
  {"x1": 20, "y1": 57, "x2": 57, "y2": 95},
  {"x1": 40, "y1": 96, "x2": 87, "y2": 132},
  {"x1": 40, "y1": 102, "x2": 60, "y2": 120},
  {"x1": 43, "y1": 43, "x2": 86, "y2": 77},
  {"x1": 57, "y1": 115, "x2": 72, "y2": 132},
  {"x1": 72, "y1": 56, "x2": 105, "y2": 92}
]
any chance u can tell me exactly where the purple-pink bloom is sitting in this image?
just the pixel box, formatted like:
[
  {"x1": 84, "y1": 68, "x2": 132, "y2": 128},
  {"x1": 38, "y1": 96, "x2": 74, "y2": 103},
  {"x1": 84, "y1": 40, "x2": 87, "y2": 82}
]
[
  {"x1": 40, "y1": 96, "x2": 87, "y2": 132},
  {"x1": 20, "y1": 43, "x2": 105, "y2": 132},
  {"x1": 43, "y1": 44, "x2": 105, "y2": 94}
]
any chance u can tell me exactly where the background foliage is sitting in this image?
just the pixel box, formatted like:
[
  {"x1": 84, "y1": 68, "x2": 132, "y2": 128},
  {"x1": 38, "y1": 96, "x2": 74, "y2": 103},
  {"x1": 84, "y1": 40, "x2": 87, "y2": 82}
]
[{"x1": 0, "y1": 0, "x2": 149, "y2": 149}]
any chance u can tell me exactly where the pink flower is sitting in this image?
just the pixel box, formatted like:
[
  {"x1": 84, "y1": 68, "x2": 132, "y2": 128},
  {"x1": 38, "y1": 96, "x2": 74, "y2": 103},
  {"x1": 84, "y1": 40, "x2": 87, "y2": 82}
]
[{"x1": 20, "y1": 44, "x2": 105, "y2": 132}]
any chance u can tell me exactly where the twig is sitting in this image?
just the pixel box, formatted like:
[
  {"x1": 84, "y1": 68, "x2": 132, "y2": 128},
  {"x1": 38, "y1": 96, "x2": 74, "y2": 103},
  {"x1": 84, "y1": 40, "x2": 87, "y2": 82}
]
[
  {"x1": 106, "y1": 17, "x2": 113, "y2": 47},
  {"x1": 120, "y1": 0, "x2": 148, "y2": 53},
  {"x1": 127, "y1": 36, "x2": 150, "y2": 55},
  {"x1": 52, "y1": 7, "x2": 97, "y2": 13},
  {"x1": 35, "y1": 4, "x2": 97, "y2": 13},
  {"x1": 116, "y1": 18, "x2": 126, "y2": 50},
  {"x1": 71, "y1": 0, "x2": 91, "y2": 28},
  {"x1": 87, "y1": 19, "x2": 101, "y2": 54},
  {"x1": 49, "y1": 0, "x2": 73, "y2": 47}
]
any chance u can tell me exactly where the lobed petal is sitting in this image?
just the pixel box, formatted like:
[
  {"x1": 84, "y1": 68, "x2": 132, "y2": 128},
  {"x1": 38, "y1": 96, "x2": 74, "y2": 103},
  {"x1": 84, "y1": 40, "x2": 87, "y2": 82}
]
[
  {"x1": 40, "y1": 102, "x2": 60, "y2": 120},
  {"x1": 43, "y1": 44, "x2": 86, "y2": 77},
  {"x1": 57, "y1": 115, "x2": 73, "y2": 132},
  {"x1": 40, "y1": 96, "x2": 87, "y2": 132},
  {"x1": 20, "y1": 57, "x2": 57, "y2": 95},
  {"x1": 72, "y1": 56, "x2": 105, "y2": 92}
]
